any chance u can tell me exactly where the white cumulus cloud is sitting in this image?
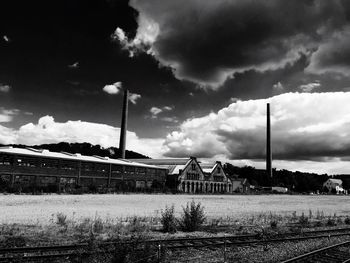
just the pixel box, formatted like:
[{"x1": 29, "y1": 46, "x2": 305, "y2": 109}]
[
  {"x1": 128, "y1": 93, "x2": 141, "y2": 104},
  {"x1": 299, "y1": 82, "x2": 321, "y2": 92},
  {"x1": 0, "y1": 116, "x2": 164, "y2": 158},
  {"x1": 163, "y1": 92, "x2": 350, "y2": 164},
  {"x1": 0, "y1": 84, "x2": 11, "y2": 93},
  {"x1": 0, "y1": 108, "x2": 20, "y2": 123},
  {"x1": 103, "y1": 82, "x2": 122, "y2": 95},
  {"x1": 150, "y1": 105, "x2": 173, "y2": 118},
  {"x1": 150, "y1": 107, "x2": 162, "y2": 116}
]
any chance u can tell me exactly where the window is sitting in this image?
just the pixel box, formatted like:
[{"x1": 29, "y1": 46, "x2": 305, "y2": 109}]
[
  {"x1": 136, "y1": 167, "x2": 146, "y2": 174},
  {"x1": 147, "y1": 168, "x2": 156, "y2": 175},
  {"x1": 0, "y1": 154, "x2": 13, "y2": 166},
  {"x1": 191, "y1": 163, "x2": 196, "y2": 171},
  {"x1": 217, "y1": 167, "x2": 221, "y2": 173},
  {"x1": 125, "y1": 166, "x2": 135, "y2": 174},
  {"x1": 60, "y1": 160, "x2": 77, "y2": 170},
  {"x1": 41, "y1": 158, "x2": 58, "y2": 169},
  {"x1": 95, "y1": 163, "x2": 108, "y2": 172},
  {"x1": 16, "y1": 156, "x2": 38, "y2": 167},
  {"x1": 81, "y1": 162, "x2": 94, "y2": 171},
  {"x1": 187, "y1": 172, "x2": 199, "y2": 180},
  {"x1": 214, "y1": 176, "x2": 224, "y2": 182}
]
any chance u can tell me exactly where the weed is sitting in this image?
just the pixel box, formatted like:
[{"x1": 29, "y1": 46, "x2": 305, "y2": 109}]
[
  {"x1": 3, "y1": 235, "x2": 27, "y2": 248},
  {"x1": 56, "y1": 212, "x2": 67, "y2": 227},
  {"x1": 179, "y1": 200, "x2": 206, "y2": 232},
  {"x1": 326, "y1": 217, "x2": 336, "y2": 226},
  {"x1": 126, "y1": 217, "x2": 149, "y2": 233},
  {"x1": 93, "y1": 216, "x2": 104, "y2": 233},
  {"x1": 308, "y1": 209, "x2": 312, "y2": 219},
  {"x1": 298, "y1": 213, "x2": 309, "y2": 227},
  {"x1": 270, "y1": 220, "x2": 278, "y2": 229},
  {"x1": 314, "y1": 221, "x2": 322, "y2": 227},
  {"x1": 160, "y1": 205, "x2": 177, "y2": 233},
  {"x1": 345, "y1": 217, "x2": 350, "y2": 225}
]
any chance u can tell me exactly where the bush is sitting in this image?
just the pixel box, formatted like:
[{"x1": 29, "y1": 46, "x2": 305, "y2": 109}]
[
  {"x1": 179, "y1": 201, "x2": 206, "y2": 232},
  {"x1": 298, "y1": 213, "x2": 309, "y2": 226},
  {"x1": 110, "y1": 235, "x2": 160, "y2": 263},
  {"x1": 326, "y1": 217, "x2": 336, "y2": 226},
  {"x1": 270, "y1": 220, "x2": 278, "y2": 229},
  {"x1": 126, "y1": 217, "x2": 149, "y2": 233},
  {"x1": 314, "y1": 221, "x2": 322, "y2": 227},
  {"x1": 93, "y1": 217, "x2": 104, "y2": 233},
  {"x1": 161, "y1": 205, "x2": 177, "y2": 233},
  {"x1": 3, "y1": 235, "x2": 27, "y2": 248},
  {"x1": 345, "y1": 217, "x2": 350, "y2": 225},
  {"x1": 56, "y1": 212, "x2": 67, "y2": 227}
]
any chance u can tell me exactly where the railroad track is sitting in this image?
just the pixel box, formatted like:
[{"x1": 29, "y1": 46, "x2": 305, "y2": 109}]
[
  {"x1": 1, "y1": 227, "x2": 350, "y2": 262},
  {"x1": 281, "y1": 240, "x2": 350, "y2": 263}
]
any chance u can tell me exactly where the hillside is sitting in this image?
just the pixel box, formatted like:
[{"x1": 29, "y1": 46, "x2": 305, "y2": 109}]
[{"x1": 0, "y1": 142, "x2": 150, "y2": 159}]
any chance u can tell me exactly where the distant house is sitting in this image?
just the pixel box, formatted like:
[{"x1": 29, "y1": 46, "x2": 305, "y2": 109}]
[
  {"x1": 271, "y1": 186, "x2": 288, "y2": 193},
  {"x1": 130, "y1": 157, "x2": 233, "y2": 194},
  {"x1": 230, "y1": 178, "x2": 250, "y2": 193},
  {"x1": 323, "y1": 178, "x2": 344, "y2": 194}
]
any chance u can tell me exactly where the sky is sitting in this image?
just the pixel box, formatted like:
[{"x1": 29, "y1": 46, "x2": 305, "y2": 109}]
[{"x1": 2, "y1": 0, "x2": 350, "y2": 174}]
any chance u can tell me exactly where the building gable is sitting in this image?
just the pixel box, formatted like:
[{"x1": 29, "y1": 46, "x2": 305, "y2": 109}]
[
  {"x1": 179, "y1": 158, "x2": 205, "y2": 181},
  {"x1": 209, "y1": 162, "x2": 230, "y2": 183}
]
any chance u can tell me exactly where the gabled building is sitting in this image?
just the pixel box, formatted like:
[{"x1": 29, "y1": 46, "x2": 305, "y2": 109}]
[
  {"x1": 323, "y1": 178, "x2": 344, "y2": 194},
  {"x1": 201, "y1": 161, "x2": 232, "y2": 193},
  {"x1": 230, "y1": 178, "x2": 250, "y2": 193},
  {"x1": 131, "y1": 157, "x2": 232, "y2": 194}
]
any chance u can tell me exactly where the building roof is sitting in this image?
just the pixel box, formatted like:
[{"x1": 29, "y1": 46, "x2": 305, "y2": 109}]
[
  {"x1": 130, "y1": 158, "x2": 193, "y2": 175},
  {"x1": 327, "y1": 178, "x2": 343, "y2": 184},
  {"x1": 0, "y1": 147, "x2": 164, "y2": 169},
  {"x1": 130, "y1": 158, "x2": 190, "y2": 165}
]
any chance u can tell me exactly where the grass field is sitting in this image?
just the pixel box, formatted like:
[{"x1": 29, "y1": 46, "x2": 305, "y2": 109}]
[{"x1": 1, "y1": 194, "x2": 350, "y2": 225}]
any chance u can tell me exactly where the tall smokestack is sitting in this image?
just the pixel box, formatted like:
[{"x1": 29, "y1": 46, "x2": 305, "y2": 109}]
[
  {"x1": 119, "y1": 88, "x2": 129, "y2": 159},
  {"x1": 266, "y1": 103, "x2": 272, "y2": 177}
]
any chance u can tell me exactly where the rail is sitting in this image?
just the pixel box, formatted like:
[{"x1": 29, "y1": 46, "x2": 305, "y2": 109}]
[
  {"x1": 1, "y1": 227, "x2": 350, "y2": 262},
  {"x1": 281, "y1": 240, "x2": 350, "y2": 263}
]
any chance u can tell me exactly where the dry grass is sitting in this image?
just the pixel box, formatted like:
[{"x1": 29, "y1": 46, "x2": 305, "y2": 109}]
[{"x1": 1, "y1": 194, "x2": 350, "y2": 225}]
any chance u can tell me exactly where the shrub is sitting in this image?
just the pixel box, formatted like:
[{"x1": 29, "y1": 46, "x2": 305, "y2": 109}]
[
  {"x1": 56, "y1": 212, "x2": 67, "y2": 227},
  {"x1": 93, "y1": 217, "x2": 104, "y2": 233},
  {"x1": 75, "y1": 218, "x2": 92, "y2": 236},
  {"x1": 314, "y1": 221, "x2": 322, "y2": 227},
  {"x1": 110, "y1": 235, "x2": 160, "y2": 263},
  {"x1": 345, "y1": 217, "x2": 350, "y2": 225},
  {"x1": 270, "y1": 220, "x2": 278, "y2": 229},
  {"x1": 126, "y1": 217, "x2": 149, "y2": 233},
  {"x1": 298, "y1": 213, "x2": 309, "y2": 226},
  {"x1": 179, "y1": 201, "x2": 206, "y2": 232},
  {"x1": 160, "y1": 205, "x2": 177, "y2": 233},
  {"x1": 326, "y1": 217, "x2": 336, "y2": 226},
  {"x1": 3, "y1": 235, "x2": 27, "y2": 248}
]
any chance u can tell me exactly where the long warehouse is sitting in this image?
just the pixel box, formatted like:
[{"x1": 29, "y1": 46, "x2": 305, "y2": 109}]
[{"x1": 0, "y1": 147, "x2": 166, "y2": 193}]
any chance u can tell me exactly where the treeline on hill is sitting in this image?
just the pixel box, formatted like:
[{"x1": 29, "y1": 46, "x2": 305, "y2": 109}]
[
  {"x1": 0, "y1": 142, "x2": 150, "y2": 159},
  {"x1": 223, "y1": 163, "x2": 350, "y2": 193}
]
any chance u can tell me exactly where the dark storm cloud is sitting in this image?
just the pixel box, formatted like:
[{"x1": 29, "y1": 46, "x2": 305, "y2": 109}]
[
  {"x1": 128, "y1": 0, "x2": 349, "y2": 89},
  {"x1": 307, "y1": 28, "x2": 350, "y2": 76}
]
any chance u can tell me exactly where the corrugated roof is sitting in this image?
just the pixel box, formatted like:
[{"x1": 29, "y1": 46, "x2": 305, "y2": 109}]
[
  {"x1": 201, "y1": 162, "x2": 217, "y2": 174},
  {"x1": 328, "y1": 178, "x2": 342, "y2": 184},
  {"x1": 131, "y1": 158, "x2": 194, "y2": 175},
  {"x1": 0, "y1": 147, "x2": 164, "y2": 169},
  {"x1": 130, "y1": 158, "x2": 190, "y2": 165}
]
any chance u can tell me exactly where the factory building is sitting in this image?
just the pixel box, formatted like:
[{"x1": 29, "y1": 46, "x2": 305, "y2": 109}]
[
  {"x1": 0, "y1": 147, "x2": 166, "y2": 193},
  {"x1": 131, "y1": 157, "x2": 233, "y2": 193}
]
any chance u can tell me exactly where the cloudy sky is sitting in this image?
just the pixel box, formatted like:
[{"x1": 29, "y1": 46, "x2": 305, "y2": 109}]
[{"x1": 2, "y1": 0, "x2": 350, "y2": 174}]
